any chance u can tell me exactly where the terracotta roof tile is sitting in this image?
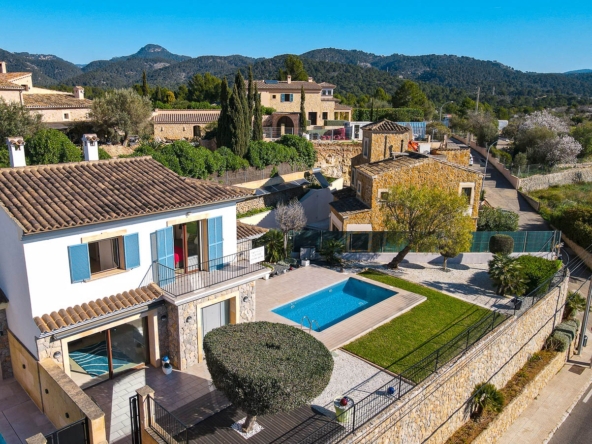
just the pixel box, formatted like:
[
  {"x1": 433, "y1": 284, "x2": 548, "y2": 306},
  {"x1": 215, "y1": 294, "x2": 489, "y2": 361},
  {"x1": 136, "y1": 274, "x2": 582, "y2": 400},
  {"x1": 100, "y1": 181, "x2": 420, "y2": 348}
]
[
  {"x1": 251, "y1": 80, "x2": 323, "y2": 92},
  {"x1": 0, "y1": 157, "x2": 253, "y2": 234},
  {"x1": 34, "y1": 284, "x2": 163, "y2": 334},
  {"x1": 0, "y1": 73, "x2": 30, "y2": 83},
  {"x1": 355, "y1": 153, "x2": 482, "y2": 177},
  {"x1": 334, "y1": 103, "x2": 352, "y2": 110},
  {"x1": 329, "y1": 196, "x2": 370, "y2": 216},
  {"x1": 153, "y1": 110, "x2": 220, "y2": 124},
  {"x1": 362, "y1": 120, "x2": 412, "y2": 133},
  {"x1": 237, "y1": 221, "x2": 268, "y2": 240},
  {"x1": 319, "y1": 82, "x2": 337, "y2": 89},
  {"x1": 23, "y1": 94, "x2": 93, "y2": 109},
  {"x1": 0, "y1": 80, "x2": 24, "y2": 90}
]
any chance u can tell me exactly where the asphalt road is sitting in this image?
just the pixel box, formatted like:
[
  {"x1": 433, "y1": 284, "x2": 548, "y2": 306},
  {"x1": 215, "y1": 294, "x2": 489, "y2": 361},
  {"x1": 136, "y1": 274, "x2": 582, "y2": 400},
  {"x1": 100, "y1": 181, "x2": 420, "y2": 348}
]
[{"x1": 549, "y1": 381, "x2": 592, "y2": 444}]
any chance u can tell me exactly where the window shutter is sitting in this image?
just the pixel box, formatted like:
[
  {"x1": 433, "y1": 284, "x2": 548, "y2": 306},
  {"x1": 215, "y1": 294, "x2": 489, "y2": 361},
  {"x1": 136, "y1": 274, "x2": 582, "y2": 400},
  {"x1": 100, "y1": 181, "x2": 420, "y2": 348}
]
[
  {"x1": 208, "y1": 216, "x2": 224, "y2": 269},
  {"x1": 290, "y1": 94, "x2": 294, "y2": 102},
  {"x1": 123, "y1": 233, "x2": 141, "y2": 269},
  {"x1": 280, "y1": 94, "x2": 285, "y2": 102},
  {"x1": 68, "y1": 244, "x2": 91, "y2": 283},
  {"x1": 155, "y1": 227, "x2": 174, "y2": 269}
]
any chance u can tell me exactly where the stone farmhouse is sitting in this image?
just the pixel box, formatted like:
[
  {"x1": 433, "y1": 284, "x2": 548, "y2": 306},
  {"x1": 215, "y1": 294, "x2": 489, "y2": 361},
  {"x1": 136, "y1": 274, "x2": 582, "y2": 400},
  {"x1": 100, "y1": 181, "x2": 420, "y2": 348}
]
[
  {"x1": 152, "y1": 108, "x2": 220, "y2": 141},
  {"x1": 0, "y1": 62, "x2": 92, "y2": 129},
  {"x1": 329, "y1": 120, "x2": 483, "y2": 232},
  {"x1": 251, "y1": 76, "x2": 352, "y2": 132}
]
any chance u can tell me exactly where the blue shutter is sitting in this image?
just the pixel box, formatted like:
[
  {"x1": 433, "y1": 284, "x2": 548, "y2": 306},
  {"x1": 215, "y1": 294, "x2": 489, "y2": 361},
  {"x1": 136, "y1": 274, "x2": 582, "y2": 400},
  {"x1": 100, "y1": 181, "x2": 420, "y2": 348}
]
[
  {"x1": 123, "y1": 233, "x2": 140, "y2": 269},
  {"x1": 280, "y1": 94, "x2": 285, "y2": 102},
  {"x1": 289, "y1": 94, "x2": 294, "y2": 102},
  {"x1": 68, "y1": 244, "x2": 91, "y2": 283},
  {"x1": 155, "y1": 227, "x2": 175, "y2": 286},
  {"x1": 208, "y1": 216, "x2": 224, "y2": 270}
]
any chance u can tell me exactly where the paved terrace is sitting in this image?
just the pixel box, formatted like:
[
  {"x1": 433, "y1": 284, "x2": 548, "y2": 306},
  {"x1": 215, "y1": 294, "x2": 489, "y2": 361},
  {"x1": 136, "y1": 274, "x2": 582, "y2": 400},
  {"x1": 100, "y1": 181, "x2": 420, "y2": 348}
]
[{"x1": 256, "y1": 265, "x2": 426, "y2": 350}]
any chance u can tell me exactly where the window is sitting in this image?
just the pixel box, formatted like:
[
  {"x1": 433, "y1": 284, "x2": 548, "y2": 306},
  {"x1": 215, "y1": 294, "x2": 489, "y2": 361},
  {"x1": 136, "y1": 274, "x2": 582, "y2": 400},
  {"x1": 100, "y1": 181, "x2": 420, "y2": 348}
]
[
  {"x1": 378, "y1": 189, "x2": 389, "y2": 201},
  {"x1": 272, "y1": 95, "x2": 276, "y2": 99},
  {"x1": 68, "y1": 233, "x2": 140, "y2": 283},
  {"x1": 322, "y1": 112, "x2": 328, "y2": 120},
  {"x1": 400, "y1": 140, "x2": 404, "y2": 152},
  {"x1": 63, "y1": 113, "x2": 70, "y2": 120},
  {"x1": 280, "y1": 94, "x2": 294, "y2": 102},
  {"x1": 461, "y1": 187, "x2": 472, "y2": 201},
  {"x1": 357, "y1": 180, "x2": 362, "y2": 195},
  {"x1": 322, "y1": 89, "x2": 333, "y2": 96},
  {"x1": 363, "y1": 138, "x2": 369, "y2": 158}
]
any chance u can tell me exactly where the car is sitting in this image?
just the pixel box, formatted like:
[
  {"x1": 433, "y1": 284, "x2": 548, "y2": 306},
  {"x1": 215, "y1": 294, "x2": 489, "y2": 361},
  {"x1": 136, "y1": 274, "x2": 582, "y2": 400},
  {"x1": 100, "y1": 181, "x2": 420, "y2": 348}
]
[{"x1": 469, "y1": 155, "x2": 474, "y2": 166}]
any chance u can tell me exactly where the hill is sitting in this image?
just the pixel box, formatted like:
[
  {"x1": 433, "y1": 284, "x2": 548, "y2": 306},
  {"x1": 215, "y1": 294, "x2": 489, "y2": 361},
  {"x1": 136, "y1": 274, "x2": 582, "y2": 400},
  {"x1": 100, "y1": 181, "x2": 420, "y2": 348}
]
[
  {"x1": 565, "y1": 69, "x2": 592, "y2": 74},
  {"x1": 0, "y1": 49, "x2": 79, "y2": 85},
  {"x1": 110, "y1": 44, "x2": 191, "y2": 63}
]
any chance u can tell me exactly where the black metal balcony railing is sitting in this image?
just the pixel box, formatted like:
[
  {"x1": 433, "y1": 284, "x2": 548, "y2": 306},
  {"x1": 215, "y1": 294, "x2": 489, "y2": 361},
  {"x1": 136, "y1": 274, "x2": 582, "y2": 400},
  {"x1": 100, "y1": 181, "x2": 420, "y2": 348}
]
[{"x1": 155, "y1": 249, "x2": 266, "y2": 297}]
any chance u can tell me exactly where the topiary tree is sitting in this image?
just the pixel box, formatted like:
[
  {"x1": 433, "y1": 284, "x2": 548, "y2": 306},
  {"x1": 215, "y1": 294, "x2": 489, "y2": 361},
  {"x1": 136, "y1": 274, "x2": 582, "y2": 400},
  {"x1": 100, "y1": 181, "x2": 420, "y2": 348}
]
[
  {"x1": 204, "y1": 322, "x2": 333, "y2": 433},
  {"x1": 488, "y1": 254, "x2": 528, "y2": 296},
  {"x1": 470, "y1": 383, "x2": 504, "y2": 418},
  {"x1": 489, "y1": 234, "x2": 514, "y2": 255}
]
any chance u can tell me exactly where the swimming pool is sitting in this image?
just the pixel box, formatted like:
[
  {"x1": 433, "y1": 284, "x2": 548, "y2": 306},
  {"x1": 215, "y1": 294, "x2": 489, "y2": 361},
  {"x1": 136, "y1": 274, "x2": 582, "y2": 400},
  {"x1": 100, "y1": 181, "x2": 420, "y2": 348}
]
[{"x1": 272, "y1": 278, "x2": 397, "y2": 332}]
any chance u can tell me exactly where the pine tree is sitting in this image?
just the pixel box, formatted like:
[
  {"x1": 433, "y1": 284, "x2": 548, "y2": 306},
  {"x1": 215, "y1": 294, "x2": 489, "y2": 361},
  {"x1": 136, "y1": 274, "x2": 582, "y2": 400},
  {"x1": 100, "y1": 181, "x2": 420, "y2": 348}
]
[
  {"x1": 227, "y1": 70, "x2": 250, "y2": 157},
  {"x1": 141, "y1": 71, "x2": 149, "y2": 97},
  {"x1": 253, "y1": 84, "x2": 263, "y2": 141},
  {"x1": 217, "y1": 78, "x2": 232, "y2": 148},
  {"x1": 299, "y1": 85, "x2": 307, "y2": 133},
  {"x1": 247, "y1": 66, "x2": 254, "y2": 133}
]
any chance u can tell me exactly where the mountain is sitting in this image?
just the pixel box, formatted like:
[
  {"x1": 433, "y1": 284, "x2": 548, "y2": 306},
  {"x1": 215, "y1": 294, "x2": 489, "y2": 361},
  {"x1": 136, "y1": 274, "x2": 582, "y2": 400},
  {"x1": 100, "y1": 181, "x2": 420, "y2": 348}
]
[
  {"x1": 110, "y1": 44, "x2": 191, "y2": 63},
  {"x1": 0, "y1": 49, "x2": 81, "y2": 85},
  {"x1": 565, "y1": 69, "x2": 592, "y2": 74}
]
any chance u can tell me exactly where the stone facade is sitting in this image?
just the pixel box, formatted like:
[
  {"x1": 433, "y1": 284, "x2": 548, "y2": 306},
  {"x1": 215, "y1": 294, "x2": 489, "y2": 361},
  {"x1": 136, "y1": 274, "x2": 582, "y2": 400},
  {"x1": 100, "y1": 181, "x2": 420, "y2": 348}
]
[
  {"x1": 313, "y1": 142, "x2": 362, "y2": 185},
  {"x1": 0, "y1": 308, "x2": 12, "y2": 379},
  {"x1": 349, "y1": 275, "x2": 569, "y2": 444},
  {"x1": 519, "y1": 166, "x2": 592, "y2": 192},
  {"x1": 31, "y1": 107, "x2": 90, "y2": 125},
  {"x1": 473, "y1": 351, "x2": 566, "y2": 444},
  {"x1": 236, "y1": 186, "x2": 307, "y2": 215},
  {"x1": 364, "y1": 131, "x2": 411, "y2": 164},
  {"x1": 167, "y1": 281, "x2": 257, "y2": 370},
  {"x1": 431, "y1": 147, "x2": 471, "y2": 167},
  {"x1": 36, "y1": 336, "x2": 64, "y2": 366},
  {"x1": 154, "y1": 123, "x2": 203, "y2": 141}
]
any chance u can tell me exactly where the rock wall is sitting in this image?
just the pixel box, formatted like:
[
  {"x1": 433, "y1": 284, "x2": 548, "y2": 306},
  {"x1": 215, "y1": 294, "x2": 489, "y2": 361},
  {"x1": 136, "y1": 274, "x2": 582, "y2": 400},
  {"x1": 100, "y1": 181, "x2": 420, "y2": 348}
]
[
  {"x1": 519, "y1": 167, "x2": 592, "y2": 192},
  {"x1": 473, "y1": 351, "x2": 566, "y2": 444},
  {"x1": 314, "y1": 142, "x2": 362, "y2": 185},
  {"x1": 349, "y1": 275, "x2": 569, "y2": 444},
  {"x1": 236, "y1": 186, "x2": 307, "y2": 215},
  {"x1": 0, "y1": 308, "x2": 12, "y2": 379}
]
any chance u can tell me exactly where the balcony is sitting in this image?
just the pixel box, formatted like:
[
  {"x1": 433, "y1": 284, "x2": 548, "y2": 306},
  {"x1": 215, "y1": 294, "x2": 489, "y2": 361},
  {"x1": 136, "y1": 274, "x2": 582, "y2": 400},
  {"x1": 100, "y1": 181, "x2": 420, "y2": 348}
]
[{"x1": 149, "y1": 249, "x2": 267, "y2": 299}]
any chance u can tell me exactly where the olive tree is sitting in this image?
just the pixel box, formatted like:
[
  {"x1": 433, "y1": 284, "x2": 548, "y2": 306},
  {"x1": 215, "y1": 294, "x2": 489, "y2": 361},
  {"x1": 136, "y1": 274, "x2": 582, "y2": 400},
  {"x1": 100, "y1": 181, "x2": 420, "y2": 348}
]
[
  {"x1": 204, "y1": 322, "x2": 333, "y2": 433},
  {"x1": 382, "y1": 185, "x2": 475, "y2": 269}
]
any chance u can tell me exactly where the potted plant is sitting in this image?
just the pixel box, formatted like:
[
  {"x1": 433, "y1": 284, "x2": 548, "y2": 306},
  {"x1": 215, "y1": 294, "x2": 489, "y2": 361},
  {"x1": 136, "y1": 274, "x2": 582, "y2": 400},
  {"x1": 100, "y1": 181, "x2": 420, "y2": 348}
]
[{"x1": 162, "y1": 355, "x2": 172, "y2": 375}]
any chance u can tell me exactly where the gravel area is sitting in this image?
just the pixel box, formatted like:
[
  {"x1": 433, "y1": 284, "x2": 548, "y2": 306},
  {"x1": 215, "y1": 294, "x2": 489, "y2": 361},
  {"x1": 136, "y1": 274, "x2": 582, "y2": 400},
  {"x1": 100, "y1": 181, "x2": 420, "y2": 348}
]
[{"x1": 311, "y1": 350, "x2": 403, "y2": 417}]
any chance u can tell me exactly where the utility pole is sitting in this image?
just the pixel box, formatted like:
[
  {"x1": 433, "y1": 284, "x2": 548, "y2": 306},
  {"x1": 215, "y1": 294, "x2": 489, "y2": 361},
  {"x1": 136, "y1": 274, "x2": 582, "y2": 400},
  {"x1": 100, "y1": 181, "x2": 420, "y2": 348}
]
[
  {"x1": 577, "y1": 278, "x2": 592, "y2": 354},
  {"x1": 475, "y1": 86, "x2": 481, "y2": 113}
]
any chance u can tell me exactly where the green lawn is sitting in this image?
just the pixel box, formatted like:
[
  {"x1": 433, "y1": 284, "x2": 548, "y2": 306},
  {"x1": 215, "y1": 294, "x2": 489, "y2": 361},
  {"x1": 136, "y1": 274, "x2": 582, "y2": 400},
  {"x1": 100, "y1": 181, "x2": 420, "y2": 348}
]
[{"x1": 343, "y1": 270, "x2": 497, "y2": 375}]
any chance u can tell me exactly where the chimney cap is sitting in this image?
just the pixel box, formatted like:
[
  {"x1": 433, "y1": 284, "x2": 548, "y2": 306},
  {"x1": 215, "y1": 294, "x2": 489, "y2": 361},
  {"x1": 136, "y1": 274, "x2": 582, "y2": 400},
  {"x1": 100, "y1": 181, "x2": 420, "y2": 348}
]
[
  {"x1": 7, "y1": 137, "x2": 25, "y2": 146},
  {"x1": 73, "y1": 86, "x2": 84, "y2": 90},
  {"x1": 82, "y1": 134, "x2": 98, "y2": 142},
  {"x1": 308, "y1": 77, "x2": 313, "y2": 82},
  {"x1": 287, "y1": 75, "x2": 292, "y2": 84}
]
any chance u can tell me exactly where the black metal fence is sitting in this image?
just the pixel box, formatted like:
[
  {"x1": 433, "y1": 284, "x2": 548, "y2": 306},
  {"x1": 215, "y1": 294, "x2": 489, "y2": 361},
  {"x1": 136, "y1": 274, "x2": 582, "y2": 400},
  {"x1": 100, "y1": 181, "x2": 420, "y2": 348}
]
[
  {"x1": 208, "y1": 162, "x2": 309, "y2": 186},
  {"x1": 45, "y1": 418, "x2": 88, "y2": 444},
  {"x1": 297, "y1": 268, "x2": 567, "y2": 444},
  {"x1": 147, "y1": 396, "x2": 189, "y2": 443}
]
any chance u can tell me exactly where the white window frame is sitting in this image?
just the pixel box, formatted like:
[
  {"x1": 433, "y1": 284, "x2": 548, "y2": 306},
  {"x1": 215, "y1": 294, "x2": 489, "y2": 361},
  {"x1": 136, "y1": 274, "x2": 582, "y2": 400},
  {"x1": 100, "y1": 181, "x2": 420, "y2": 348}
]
[
  {"x1": 459, "y1": 182, "x2": 476, "y2": 216},
  {"x1": 377, "y1": 188, "x2": 389, "y2": 201},
  {"x1": 63, "y1": 112, "x2": 70, "y2": 121},
  {"x1": 356, "y1": 180, "x2": 362, "y2": 195}
]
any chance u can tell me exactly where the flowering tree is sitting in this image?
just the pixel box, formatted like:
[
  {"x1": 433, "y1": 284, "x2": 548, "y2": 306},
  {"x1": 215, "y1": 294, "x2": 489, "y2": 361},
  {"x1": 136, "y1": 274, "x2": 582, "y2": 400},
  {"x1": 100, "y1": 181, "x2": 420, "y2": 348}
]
[
  {"x1": 519, "y1": 110, "x2": 569, "y2": 133},
  {"x1": 275, "y1": 200, "x2": 307, "y2": 255},
  {"x1": 529, "y1": 135, "x2": 582, "y2": 166}
]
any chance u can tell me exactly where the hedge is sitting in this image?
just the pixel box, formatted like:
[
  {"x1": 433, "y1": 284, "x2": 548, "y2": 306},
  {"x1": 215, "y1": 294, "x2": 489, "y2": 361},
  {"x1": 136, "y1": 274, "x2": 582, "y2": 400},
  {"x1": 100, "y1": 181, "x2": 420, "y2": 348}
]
[
  {"x1": 515, "y1": 255, "x2": 562, "y2": 295},
  {"x1": 549, "y1": 205, "x2": 592, "y2": 248},
  {"x1": 547, "y1": 330, "x2": 571, "y2": 352},
  {"x1": 203, "y1": 322, "x2": 333, "y2": 416},
  {"x1": 352, "y1": 108, "x2": 424, "y2": 122},
  {"x1": 555, "y1": 321, "x2": 577, "y2": 342},
  {"x1": 477, "y1": 207, "x2": 519, "y2": 232},
  {"x1": 489, "y1": 234, "x2": 514, "y2": 255}
]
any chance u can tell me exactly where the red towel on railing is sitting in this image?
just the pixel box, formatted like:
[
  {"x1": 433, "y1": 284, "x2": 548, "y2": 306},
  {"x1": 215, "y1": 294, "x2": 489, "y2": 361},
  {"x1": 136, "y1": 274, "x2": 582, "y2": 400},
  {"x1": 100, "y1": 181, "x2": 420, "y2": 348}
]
[{"x1": 174, "y1": 246, "x2": 183, "y2": 266}]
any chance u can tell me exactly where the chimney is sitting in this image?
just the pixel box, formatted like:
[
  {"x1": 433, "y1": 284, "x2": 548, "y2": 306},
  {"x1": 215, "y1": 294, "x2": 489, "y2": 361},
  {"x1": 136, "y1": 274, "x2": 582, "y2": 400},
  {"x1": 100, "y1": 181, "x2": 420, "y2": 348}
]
[
  {"x1": 6, "y1": 137, "x2": 26, "y2": 168},
  {"x1": 287, "y1": 75, "x2": 291, "y2": 84},
  {"x1": 73, "y1": 86, "x2": 84, "y2": 100},
  {"x1": 308, "y1": 77, "x2": 313, "y2": 83},
  {"x1": 82, "y1": 134, "x2": 99, "y2": 161},
  {"x1": 0, "y1": 62, "x2": 6, "y2": 74}
]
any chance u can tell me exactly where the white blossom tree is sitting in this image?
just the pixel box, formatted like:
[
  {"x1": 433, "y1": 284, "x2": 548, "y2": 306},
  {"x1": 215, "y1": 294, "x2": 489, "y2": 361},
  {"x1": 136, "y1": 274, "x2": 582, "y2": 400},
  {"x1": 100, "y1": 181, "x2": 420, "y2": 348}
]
[
  {"x1": 275, "y1": 200, "x2": 307, "y2": 256},
  {"x1": 529, "y1": 135, "x2": 582, "y2": 166},
  {"x1": 519, "y1": 110, "x2": 569, "y2": 133}
]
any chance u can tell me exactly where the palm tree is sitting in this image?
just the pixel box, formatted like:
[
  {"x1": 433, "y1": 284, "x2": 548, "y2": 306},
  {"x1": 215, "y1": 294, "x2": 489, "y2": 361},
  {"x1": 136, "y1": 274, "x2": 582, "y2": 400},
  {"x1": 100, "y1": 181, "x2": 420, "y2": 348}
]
[{"x1": 563, "y1": 291, "x2": 587, "y2": 320}]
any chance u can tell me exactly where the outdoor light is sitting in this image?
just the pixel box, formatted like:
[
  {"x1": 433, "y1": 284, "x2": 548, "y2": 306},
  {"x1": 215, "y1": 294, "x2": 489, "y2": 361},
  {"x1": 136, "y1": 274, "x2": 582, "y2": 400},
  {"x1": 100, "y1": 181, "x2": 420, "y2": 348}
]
[
  {"x1": 186, "y1": 316, "x2": 193, "y2": 323},
  {"x1": 243, "y1": 296, "x2": 250, "y2": 302},
  {"x1": 160, "y1": 314, "x2": 167, "y2": 321},
  {"x1": 53, "y1": 351, "x2": 62, "y2": 360}
]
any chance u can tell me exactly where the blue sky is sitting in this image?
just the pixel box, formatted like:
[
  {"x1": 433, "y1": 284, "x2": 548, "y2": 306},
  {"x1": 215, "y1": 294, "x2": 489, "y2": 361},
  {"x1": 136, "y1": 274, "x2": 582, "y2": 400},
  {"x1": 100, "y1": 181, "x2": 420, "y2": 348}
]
[{"x1": 3, "y1": 0, "x2": 591, "y2": 73}]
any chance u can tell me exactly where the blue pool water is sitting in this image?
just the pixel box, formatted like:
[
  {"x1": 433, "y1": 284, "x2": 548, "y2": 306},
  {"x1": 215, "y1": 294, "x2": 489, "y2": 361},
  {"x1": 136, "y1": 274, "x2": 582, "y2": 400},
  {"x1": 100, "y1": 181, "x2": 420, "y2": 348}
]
[{"x1": 272, "y1": 278, "x2": 396, "y2": 331}]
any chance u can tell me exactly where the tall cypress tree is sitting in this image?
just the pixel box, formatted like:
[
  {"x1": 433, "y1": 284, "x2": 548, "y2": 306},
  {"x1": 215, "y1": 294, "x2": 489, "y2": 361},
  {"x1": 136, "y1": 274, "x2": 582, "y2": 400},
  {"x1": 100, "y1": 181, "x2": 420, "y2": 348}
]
[
  {"x1": 227, "y1": 70, "x2": 250, "y2": 157},
  {"x1": 217, "y1": 77, "x2": 232, "y2": 148},
  {"x1": 247, "y1": 66, "x2": 254, "y2": 135},
  {"x1": 141, "y1": 71, "x2": 149, "y2": 97},
  {"x1": 253, "y1": 84, "x2": 263, "y2": 141},
  {"x1": 299, "y1": 85, "x2": 307, "y2": 133}
]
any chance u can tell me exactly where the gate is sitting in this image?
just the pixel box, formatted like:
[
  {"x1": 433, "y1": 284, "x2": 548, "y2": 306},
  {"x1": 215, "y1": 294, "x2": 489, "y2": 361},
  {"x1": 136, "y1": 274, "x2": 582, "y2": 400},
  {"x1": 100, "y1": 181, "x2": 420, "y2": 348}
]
[
  {"x1": 45, "y1": 418, "x2": 88, "y2": 444},
  {"x1": 129, "y1": 395, "x2": 141, "y2": 444}
]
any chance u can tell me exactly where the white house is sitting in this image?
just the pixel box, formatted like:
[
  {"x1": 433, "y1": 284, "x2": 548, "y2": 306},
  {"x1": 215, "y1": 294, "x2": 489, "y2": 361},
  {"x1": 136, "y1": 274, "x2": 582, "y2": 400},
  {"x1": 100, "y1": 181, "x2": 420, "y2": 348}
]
[{"x1": 0, "y1": 135, "x2": 267, "y2": 390}]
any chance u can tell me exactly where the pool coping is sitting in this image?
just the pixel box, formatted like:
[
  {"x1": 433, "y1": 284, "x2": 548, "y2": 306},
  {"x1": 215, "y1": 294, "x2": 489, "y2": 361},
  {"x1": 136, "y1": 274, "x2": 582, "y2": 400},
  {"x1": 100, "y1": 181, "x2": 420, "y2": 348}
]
[{"x1": 256, "y1": 268, "x2": 427, "y2": 351}]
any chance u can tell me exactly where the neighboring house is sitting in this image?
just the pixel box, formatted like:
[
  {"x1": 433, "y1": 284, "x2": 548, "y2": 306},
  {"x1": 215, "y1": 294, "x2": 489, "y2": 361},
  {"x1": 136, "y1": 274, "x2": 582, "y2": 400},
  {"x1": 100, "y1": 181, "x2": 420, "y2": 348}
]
[
  {"x1": 0, "y1": 135, "x2": 268, "y2": 393},
  {"x1": 329, "y1": 119, "x2": 483, "y2": 233},
  {"x1": 251, "y1": 76, "x2": 352, "y2": 133},
  {"x1": 0, "y1": 62, "x2": 92, "y2": 129},
  {"x1": 152, "y1": 108, "x2": 220, "y2": 140}
]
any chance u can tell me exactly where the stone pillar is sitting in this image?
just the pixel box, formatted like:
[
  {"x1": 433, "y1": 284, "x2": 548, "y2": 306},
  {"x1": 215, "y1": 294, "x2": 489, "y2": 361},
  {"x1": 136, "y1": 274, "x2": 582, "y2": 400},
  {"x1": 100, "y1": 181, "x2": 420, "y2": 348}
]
[
  {"x1": 136, "y1": 385, "x2": 155, "y2": 443},
  {"x1": 0, "y1": 308, "x2": 12, "y2": 379},
  {"x1": 280, "y1": 124, "x2": 285, "y2": 136},
  {"x1": 239, "y1": 282, "x2": 256, "y2": 323},
  {"x1": 26, "y1": 434, "x2": 47, "y2": 444},
  {"x1": 167, "y1": 302, "x2": 198, "y2": 370}
]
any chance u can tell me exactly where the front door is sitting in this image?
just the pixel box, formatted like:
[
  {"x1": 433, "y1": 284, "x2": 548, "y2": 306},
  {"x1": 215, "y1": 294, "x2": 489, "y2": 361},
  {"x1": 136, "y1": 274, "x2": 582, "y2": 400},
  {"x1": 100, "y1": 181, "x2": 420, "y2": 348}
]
[
  {"x1": 202, "y1": 300, "x2": 230, "y2": 339},
  {"x1": 308, "y1": 112, "x2": 317, "y2": 126}
]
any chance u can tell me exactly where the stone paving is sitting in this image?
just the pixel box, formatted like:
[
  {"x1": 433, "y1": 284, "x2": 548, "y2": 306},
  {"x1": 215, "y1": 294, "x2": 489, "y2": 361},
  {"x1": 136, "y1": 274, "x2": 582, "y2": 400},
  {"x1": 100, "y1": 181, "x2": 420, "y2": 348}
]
[{"x1": 0, "y1": 378, "x2": 54, "y2": 444}]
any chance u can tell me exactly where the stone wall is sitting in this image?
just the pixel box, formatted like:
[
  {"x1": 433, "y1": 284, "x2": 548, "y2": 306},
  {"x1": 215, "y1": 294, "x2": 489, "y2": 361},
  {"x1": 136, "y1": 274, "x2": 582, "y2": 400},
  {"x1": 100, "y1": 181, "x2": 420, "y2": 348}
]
[
  {"x1": 431, "y1": 148, "x2": 471, "y2": 167},
  {"x1": 236, "y1": 186, "x2": 307, "y2": 215},
  {"x1": 313, "y1": 142, "x2": 362, "y2": 185},
  {"x1": 349, "y1": 275, "x2": 569, "y2": 444},
  {"x1": 473, "y1": 351, "x2": 566, "y2": 444},
  {"x1": 519, "y1": 167, "x2": 592, "y2": 192},
  {"x1": 0, "y1": 308, "x2": 12, "y2": 379},
  {"x1": 367, "y1": 131, "x2": 411, "y2": 163},
  {"x1": 154, "y1": 123, "x2": 201, "y2": 140}
]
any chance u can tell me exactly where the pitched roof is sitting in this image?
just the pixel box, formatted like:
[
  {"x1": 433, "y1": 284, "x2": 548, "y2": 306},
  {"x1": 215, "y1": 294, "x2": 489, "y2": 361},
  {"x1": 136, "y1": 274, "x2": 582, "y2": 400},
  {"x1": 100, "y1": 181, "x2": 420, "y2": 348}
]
[
  {"x1": 362, "y1": 120, "x2": 412, "y2": 133},
  {"x1": 0, "y1": 72, "x2": 30, "y2": 83},
  {"x1": 0, "y1": 157, "x2": 254, "y2": 235},
  {"x1": 355, "y1": 153, "x2": 482, "y2": 177},
  {"x1": 334, "y1": 103, "x2": 352, "y2": 111},
  {"x1": 0, "y1": 80, "x2": 24, "y2": 90},
  {"x1": 329, "y1": 196, "x2": 370, "y2": 216},
  {"x1": 237, "y1": 221, "x2": 268, "y2": 240},
  {"x1": 153, "y1": 110, "x2": 220, "y2": 124},
  {"x1": 34, "y1": 284, "x2": 163, "y2": 334},
  {"x1": 252, "y1": 80, "x2": 323, "y2": 92},
  {"x1": 23, "y1": 93, "x2": 93, "y2": 109},
  {"x1": 319, "y1": 82, "x2": 337, "y2": 89}
]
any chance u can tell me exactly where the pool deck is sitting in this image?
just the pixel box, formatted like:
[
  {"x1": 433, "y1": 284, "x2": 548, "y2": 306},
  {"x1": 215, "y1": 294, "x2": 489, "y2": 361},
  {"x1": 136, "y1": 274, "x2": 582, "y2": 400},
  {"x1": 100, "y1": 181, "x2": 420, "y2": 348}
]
[{"x1": 256, "y1": 265, "x2": 426, "y2": 350}]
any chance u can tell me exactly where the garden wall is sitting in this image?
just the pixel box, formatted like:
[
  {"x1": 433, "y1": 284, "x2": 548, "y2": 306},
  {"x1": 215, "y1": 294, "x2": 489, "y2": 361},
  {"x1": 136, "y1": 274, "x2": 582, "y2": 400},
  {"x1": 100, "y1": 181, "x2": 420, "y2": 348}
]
[
  {"x1": 349, "y1": 275, "x2": 569, "y2": 444},
  {"x1": 313, "y1": 142, "x2": 362, "y2": 185},
  {"x1": 473, "y1": 351, "x2": 566, "y2": 444},
  {"x1": 518, "y1": 167, "x2": 592, "y2": 192}
]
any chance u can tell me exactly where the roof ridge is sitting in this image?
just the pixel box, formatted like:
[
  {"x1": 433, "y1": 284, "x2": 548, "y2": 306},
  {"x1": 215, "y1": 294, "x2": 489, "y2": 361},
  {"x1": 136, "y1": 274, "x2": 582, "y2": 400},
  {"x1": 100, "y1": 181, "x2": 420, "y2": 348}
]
[{"x1": 0, "y1": 156, "x2": 152, "y2": 173}]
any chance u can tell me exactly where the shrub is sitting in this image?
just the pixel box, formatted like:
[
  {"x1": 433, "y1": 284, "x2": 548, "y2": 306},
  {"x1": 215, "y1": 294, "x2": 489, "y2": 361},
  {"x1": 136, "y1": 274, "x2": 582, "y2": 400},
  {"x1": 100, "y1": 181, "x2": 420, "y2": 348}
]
[
  {"x1": 277, "y1": 134, "x2": 316, "y2": 167},
  {"x1": 255, "y1": 229, "x2": 284, "y2": 263},
  {"x1": 491, "y1": 147, "x2": 512, "y2": 165},
  {"x1": 247, "y1": 140, "x2": 298, "y2": 169},
  {"x1": 549, "y1": 205, "x2": 592, "y2": 247},
  {"x1": 98, "y1": 148, "x2": 112, "y2": 160},
  {"x1": 563, "y1": 291, "x2": 586, "y2": 320},
  {"x1": 203, "y1": 322, "x2": 333, "y2": 432},
  {"x1": 488, "y1": 254, "x2": 527, "y2": 296},
  {"x1": 555, "y1": 321, "x2": 577, "y2": 342},
  {"x1": 25, "y1": 128, "x2": 82, "y2": 165},
  {"x1": 478, "y1": 207, "x2": 519, "y2": 232},
  {"x1": 489, "y1": 234, "x2": 515, "y2": 254},
  {"x1": 546, "y1": 330, "x2": 570, "y2": 352},
  {"x1": 514, "y1": 255, "x2": 561, "y2": 295},
  {"x1": 353, "y1": 108, "x2": 424, "y2": 122},
  {"x1": 470, "y1": 383, "x2": 504, "y2": 418},
  {"x1": 319, "y1": 239, "x2": 345, "y2": 265}
]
